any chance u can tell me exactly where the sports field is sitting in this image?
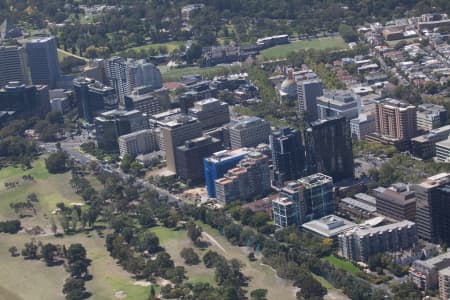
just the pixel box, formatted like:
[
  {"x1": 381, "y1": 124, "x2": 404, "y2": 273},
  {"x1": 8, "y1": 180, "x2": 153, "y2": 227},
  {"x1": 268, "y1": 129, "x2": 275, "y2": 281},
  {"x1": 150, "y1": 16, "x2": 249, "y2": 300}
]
[{"x1": 260, "y1": 36, "x2": 348, "y2": 59}]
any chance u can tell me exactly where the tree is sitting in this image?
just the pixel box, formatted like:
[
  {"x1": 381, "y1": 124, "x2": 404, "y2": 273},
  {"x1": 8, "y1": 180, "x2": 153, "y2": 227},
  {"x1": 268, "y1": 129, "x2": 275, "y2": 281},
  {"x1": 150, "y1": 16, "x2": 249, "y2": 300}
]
[
  {"x1": 136, "y1": 231, "x2": 160, "y2": 253},
  {"x1": 120, "y1": 154, "x2": 133, "y2": 173},
  {"x1": 180, "y1": 248, "x2": 200, "y2": 265},
  {"x1": 66, "y1": 244, "x2": 87, "y2": 264},
  {"x1": 41, "y1": 243, "x2": 58, "y2": 265},
  {"x1": 185, "y1": 43, "x2": 202, "y2": 64},
  {"x1": 21, "y1": 241, "x2": 38, "y2": 259},
  {"x1": 45, "y1": 150, "x2": 68, "y2": 173},
  {"x1": 339, "y1": 23, "x2": 358, "y2": 43},
  {"x1": 63, "y1": 278, "x2": 86, "y2": 297},
  {"x1": 251, "y1": 289, "x2": 268, "y2": 300},
  {"x1": 8, "y1": 246, "x2": 18, "y2": 257},
  {"x1": 186, "y1": 221, "x2": 202, "y2": 244},
  {"x1": 50, "y1": 217, "x2": 58, "y2": 235}
]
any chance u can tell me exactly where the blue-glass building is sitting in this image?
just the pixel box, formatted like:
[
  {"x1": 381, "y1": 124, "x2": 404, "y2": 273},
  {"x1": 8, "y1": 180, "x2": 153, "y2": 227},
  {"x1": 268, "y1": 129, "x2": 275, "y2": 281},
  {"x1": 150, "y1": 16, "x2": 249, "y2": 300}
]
[{"x1": 204, "y1": 148, "x2": 250, "y2": 197}]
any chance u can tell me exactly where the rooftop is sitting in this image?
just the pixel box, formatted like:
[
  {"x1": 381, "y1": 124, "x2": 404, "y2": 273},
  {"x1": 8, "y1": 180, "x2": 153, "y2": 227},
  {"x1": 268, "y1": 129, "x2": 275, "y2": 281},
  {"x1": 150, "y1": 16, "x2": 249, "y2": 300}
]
[
  {"x1": 298, "y1": 173, "x2": 333, "y2": 188},
  {"x1": 302, "y1": 215, "x2": 356, "y2": 237},
  {"x1": 206, "y1": 148, "x2": 251, "y2": 163},
  {"x1": 341, "y1": 220, "x2": 415, "y2": 238}
]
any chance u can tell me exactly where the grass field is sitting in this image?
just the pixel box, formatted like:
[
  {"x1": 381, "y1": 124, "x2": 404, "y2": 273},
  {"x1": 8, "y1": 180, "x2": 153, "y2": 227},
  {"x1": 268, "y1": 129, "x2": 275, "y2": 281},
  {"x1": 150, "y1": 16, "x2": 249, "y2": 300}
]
[
  {"x1": 260, "y1": 36, "x2": 348, "y2": 59},
  {"x1": 323, "y1": 254, "x2": 361, "y2": 275},
  {"x1": 123, "y1": 41, "x2": 186, "y2": 55},
  {"x1": 197, "y1": 222, "x2": 298, "y2": 299},
  {"x1": 0, "y1": 158, "x2": 150, "y2": 300},
  {"x1": 0, "y1": 159, "x2": 82, "y2": 224},
  {"x1": 160, "y1": 64, "x2": 243, "y2": 82}
]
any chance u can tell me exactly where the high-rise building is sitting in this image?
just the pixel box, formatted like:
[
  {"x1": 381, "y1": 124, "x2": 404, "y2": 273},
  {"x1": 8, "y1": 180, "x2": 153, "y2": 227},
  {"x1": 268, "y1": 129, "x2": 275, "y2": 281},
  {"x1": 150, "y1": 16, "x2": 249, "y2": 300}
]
[
  {"x1": 339, "y1": 220, "x2": 416, "y2": 262},
  {"x1": 175, "y1": 135, "x2": 223, "y2": 184},
  {"x1": 269, "y1": 127, "x2": 305, "y2": 187},
  {"x1": 118, "y1": 129, "x2": 159, "y2": 158},
  {"x1": 373, "y1": 183, "x2": 416, "y2": 221},
  {"x1": 160, "y1": 115, "x2": 203, "y2": 172},
  {"x1": 73, "y1": 77, "x2": 118, "y2": 123},
  {"x1": 215, "y1": 152, "x2": 271, "y2": 204},
  {"x1": 296, "y1": 78, "x2": 323, "y2": 122},
  {"x1": 316, "y1": 90, "x2": 359, "y2": 121},
  {"x1": 0, "y1": 81, "x2": 50, "y2": 118},
  {"x1": 188, "y1": 98, "x2": 230, "y2": 130},
  {"x1": 26, "y1": 36, "x2": 60, "y2": 89},
  {"x1": 204, "y1": 148, "x2": 250, "y2": 198},
  {"x1": 95, "y1": 109, "x2": 148, "y2": 153},
  {"x1": 0, "y1": 45, "x2": 27, "y2": 86},
  {"x1": 273, "y1": 173, "x2": 334, "y2": 227},
  {"x1": 413, "y1": 173, "x2": 450, "y2": 242},
  {"x1": 228, "y1": 116, "x2": 271, "y2": 149},
  {"x1": 106, "y1": 57, "x2": 163, "y2": 104},
  {"x1": 124, "y1": 85, "x2": 162, "y2": 116},
  {"x1": 305, "y1": 116, "x2": 354, "y2": 181},
  {"x1": 375, "y1": 98, "x2": 417, "y2": 141},
  {"x1": 416, "y1": 103, "x2": 448, "y2": 131},
  {"x1": 126, "y1": 59, "x2": 162, "y2": 90}
]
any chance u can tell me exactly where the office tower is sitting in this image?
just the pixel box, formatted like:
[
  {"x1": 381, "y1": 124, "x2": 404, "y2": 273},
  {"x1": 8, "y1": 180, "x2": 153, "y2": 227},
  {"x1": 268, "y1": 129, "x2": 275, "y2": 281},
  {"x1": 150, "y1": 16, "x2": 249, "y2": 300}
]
[
  {"x1": 273, "y1": 173, "x2": 334, "y2": 227},
  {"x1": 73, "y1": 77, "x2": 118, "y2": 123},
  {"x1": 160, "y1": 115, "x2": 203, "y2": 172},
  {"x1": 316, "y1": 90, "x2": 358, "y2": 120},
  {"x1": 269, "y1": 127, "x2": 305, "y2": 187},
  {"x1": 204, "y1": 149, "x2": 251, "y2": 198},
  {"x1": 0, "y1": 45, "x2": 27, "y2": 86},
  {"x1": 126, "y1": 59, "x2": 162, "y2": 90},
  {"x1": 94, "y1": 109, "x2": 148, "y2": 153},
  {"x1": 124, "y1": 85, "x2": 162, "y2": 116},
  {"x1": 350, "y1": 113, "x2": 376, "y2": 139},
  {"x1": 372, "y1": 183, "x2": 416, "y2": 221},
  {"x1": 0, "y1": 82, "x2": 50, "y2": 118},
  {"x1": 416, "y1": 103, "x2": 448, "y2": 131},
  {"x1": 215, "y1": 152, "x2": 271, "y2": 204},
  {"x1": 296, "y1": 78, "x2": 323, "y2": 122},
  {"x1": 413, "y1": 173, "x2": 450, "y2": 242},
  {"x1": 439, "y1": 269, "x2": 450, "y2": 300},
  {"x1": 375, "y1": 98, "x2": 417, "y2": 141},
  {"x1": 175, "y1": 136, "x2": 223, "y2": 184},
  {"x1": 229, "y1": 117, "x2": 271, "y2": 149},
  {"x1": 118, "y1": 129, "x2": 159, "y2": 158},
  {"x1": 106, "y1": 56, "x2": 128, "y2": 103},
  {"x1": 410, "y1": 252, "x2": 450, "y2": 291},
  {"x1": 305, "y1": 116, "x2": 354, "y2": 181},
  {"x1": 339, "y1": 220, "x2": 416, "y2": 262},
  {"x1": 188, "y1": 98, "x2": 230, "y2": 130},
  {"x1": 26, "y1": 36, "x2": 60, "y2": 89}
]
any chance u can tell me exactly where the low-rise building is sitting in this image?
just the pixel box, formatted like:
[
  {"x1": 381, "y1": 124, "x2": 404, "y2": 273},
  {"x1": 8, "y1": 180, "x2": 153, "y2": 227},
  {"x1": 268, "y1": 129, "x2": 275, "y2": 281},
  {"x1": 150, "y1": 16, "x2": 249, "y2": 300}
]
[
  {"x1": 339, "y1": 220, "x2": 417, "y2": 262},
  {"x1": 436, "y1": 138, "x2": 450, "y2": 162},
  {"x1": 302, "y1": 215, "x2": 356, "y2": 238}
]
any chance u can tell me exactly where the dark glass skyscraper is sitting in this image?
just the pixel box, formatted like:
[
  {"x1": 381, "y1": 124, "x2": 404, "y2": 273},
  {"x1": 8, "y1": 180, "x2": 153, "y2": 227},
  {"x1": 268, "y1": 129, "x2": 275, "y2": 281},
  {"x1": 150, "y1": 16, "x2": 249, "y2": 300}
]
[
  {"x1": 26, "y1": 36, "x2": 60, "y2": 89},
  {"x1": 305, "y1": 116, "x2": 354, "y2": 182},
  {"x1": 269, "y1": 127, "x2": 305, "y2": 187}
]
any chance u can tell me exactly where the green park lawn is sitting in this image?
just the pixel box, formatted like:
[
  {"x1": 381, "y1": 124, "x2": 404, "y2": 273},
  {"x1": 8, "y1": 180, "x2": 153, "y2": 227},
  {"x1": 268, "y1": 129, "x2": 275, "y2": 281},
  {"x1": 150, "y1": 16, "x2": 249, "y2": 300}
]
[
  {"x1": 260, "y1": 36, "x2": 348, "y2": 60},
  {"x1": 0, "y1": 158, "x2": 82, "y2": 220},
  {"x1": 323, "y1": 254, "x2": 362, "y2": 275},
  {"x1": 123, "y1": 41, "x2": 186, "y2": 55},
  {"x1": 160, "y1": 65, "x2": 243, "y2": 82},
  {"x1": 0, "y1": 232, "x2": 151, "y2": 300}
]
